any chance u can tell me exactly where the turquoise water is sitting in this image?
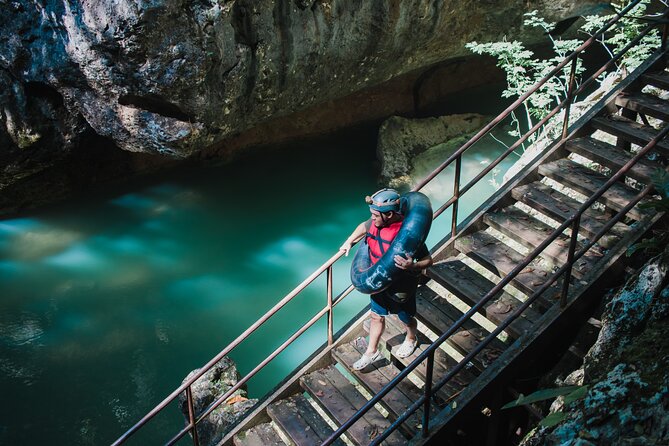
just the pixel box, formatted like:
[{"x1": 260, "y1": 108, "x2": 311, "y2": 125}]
[{"x1": 0, "y1": 89, "x2": 517, "y2": 445}]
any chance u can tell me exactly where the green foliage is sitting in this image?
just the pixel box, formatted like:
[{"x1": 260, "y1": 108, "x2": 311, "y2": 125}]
[
  {"x1": 466, "y1": 1, "x2": 660, "y2": 153},
  {"x1": 627, "y1": 169, "x2": 669, "y2": 257},
  {"x1": 501, "y1": 385, "x2": 584, "y2": 409},
  {"x1": 502, "y1": 385, "x2": 589, "y2": 429}
]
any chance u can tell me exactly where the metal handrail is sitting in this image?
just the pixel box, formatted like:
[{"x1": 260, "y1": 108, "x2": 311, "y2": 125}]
[
  {"x1": 335, "y1": 116, "x2": 669, "y2": 446},
  {"x1": 323, "y1": 6, "x2": 669, "y2": 445},
  {"x1": 112, "y1": 0, "x2": 661, "y2": 443}
]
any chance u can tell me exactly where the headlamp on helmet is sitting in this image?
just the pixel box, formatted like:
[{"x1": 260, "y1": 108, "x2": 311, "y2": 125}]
[{"x1": 365, "y1": 188, "x2": 400, "y2": 213}]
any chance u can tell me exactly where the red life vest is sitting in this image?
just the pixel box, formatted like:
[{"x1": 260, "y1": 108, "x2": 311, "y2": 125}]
[{"x1": 366, "y1": 221, "x2": 402, "y2": 264}]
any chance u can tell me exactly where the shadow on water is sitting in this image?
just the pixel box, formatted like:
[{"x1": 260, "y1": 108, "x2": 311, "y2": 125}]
[{"x1": 0, "y1": 84, "x2": 521, "y2": 445}]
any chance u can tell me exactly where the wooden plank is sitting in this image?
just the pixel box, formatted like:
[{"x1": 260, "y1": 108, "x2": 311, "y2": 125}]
[
  {"x1": 538, "y1": 158, "x2": 651, "y2": 221},
  {"x1": 590, "y1": 115, "x2": 669, "y2": 157},
  {"x1": 615, "y1": 91, "x2": 669, "y2": 122},
  {"x1": 267, "y1": 394, "x2": 345, "y2": 446},
  {"x1": 565, "y1": 137, "x2": 661, "y2": 184},
  {"x1": 367, "y1": 314, "x2": 474, "y2": 399},
  {"x1": 417, "y1": 286, "x2": 508, "y2": 347},
  {"x1": 455, "y1": 231, "x2": 559, "y2": 308},
  {"x1": 415, "y1": 287, "x2": 508, "y2": 373},
  {"x1": 512, "y1": 181, "x2": 631, "y2": 248},
  {"x1": 483, "y1": 206, "x2": 601, "y2": 276},
  {"x1": 382, "y1": 315, "x2": 478, "y2": 394},
  {"x1": 642, "y1": 71, "x2": 669, "y2": 90},
  {"x1": 332, "y1": 341, "x2": 422, "y2": 436},
  {"x1": 233, "y1": 423, "x2": 286, "y2": 446},
  {"x1": 427, "y1": 259, "x2": 540, "y2": 338},
  {"x1": 301, "y1": 366, "x2": 407, "y2": 445}
]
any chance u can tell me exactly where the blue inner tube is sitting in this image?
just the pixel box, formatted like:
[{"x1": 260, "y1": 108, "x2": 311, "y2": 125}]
[{"x1": 350, "y1": 191, "x2": 433, "y2": 294}]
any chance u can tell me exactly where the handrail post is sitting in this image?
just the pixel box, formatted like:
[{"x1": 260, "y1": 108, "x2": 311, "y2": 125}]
[
  {"x1": 562, "y1": 57, "x2": 579, "y2": 140},
  {"x1": 327, "y1": 266, "x2": 334, "y2": 346},
  {"x1": 662, "y1": 9, "x2": 669, "y2": 50},
  {"x1": 421, "y1": 350, "x2": 435, "y2": 438},
  {"x1": 561, "y1": 215, "x2": 581, "y2": 308},
  {"x1": 451, "y1": 155, "x2": 462, "y2": 238},
  {"x1": 186, "y1": 385, "x2": 200, "y2": 446}
]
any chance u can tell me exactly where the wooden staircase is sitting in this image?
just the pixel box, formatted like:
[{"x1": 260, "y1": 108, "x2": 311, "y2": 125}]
[{"x1": 228, "y1": 56, "x2": 668, "y2": 446}]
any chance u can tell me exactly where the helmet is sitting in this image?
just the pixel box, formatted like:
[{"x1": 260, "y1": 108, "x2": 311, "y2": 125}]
[{"x1": 366, "y1": 188, "x2": 400, "y2": 213}]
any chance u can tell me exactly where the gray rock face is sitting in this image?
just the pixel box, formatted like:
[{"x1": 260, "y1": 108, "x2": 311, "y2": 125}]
[
  {"x1": 521, "y1": 248, "x2": 669, "y2": 446},
  {"x1": 178, "y1": 356, "x2": 257, "y2": 446},
  {"x1": 0, "y1": 0, "x2": 590, "y2": 210},
  {"x1": 376, "y1": 113, "x2": 488, "y2": 186},
  {"x1": 1, "y1": 1, "x2": 577, "y2": 155}
]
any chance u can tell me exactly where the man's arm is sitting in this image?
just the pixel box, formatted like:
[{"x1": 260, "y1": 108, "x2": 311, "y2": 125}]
[
  {"x1": 339, "y1": 220, "x2": 369, "y2": 256},
  {"x1": 393, "y1": 245, "x2": 433, "y2": 272}
]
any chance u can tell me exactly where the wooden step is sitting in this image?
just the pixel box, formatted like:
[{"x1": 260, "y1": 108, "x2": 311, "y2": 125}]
[
  {"x1": 366, "y1": 315, "x2": 476, "y2": 397},
  {"x1": 455, "y1": 231, "x2": 559, "y2": 307},
  {"x1": 565, "y1": 137, "x2": 661, "y2": 184},
  {"x1": 615, "y1": 91, "x2": 669, "y2": 122},
  {"x1": 512, "y1": 181, "x2": 631, "y2": 248},
  {"x1": 333, "y1": 339, "x2": 431, "y2": 436},
  {"x1": 415, "y1": 286, "x2": 508, "y2": 372},
  {"x1": 301, "y1": 366, "x2": 407, "y2": 445},
  {"x1": 642, "y1": 71, "x2": 669, "y2": 90},
  {"x1": 483, "y1": 206, "x2": 601, "y2": 275},
  {"x1": 233, "y1": 422, "x2": 286, "y2": 446},
  {"x1": 538, "y1": 158, "x2": 652, "y2": 221},
  {"x1": 590, "y1": 115, "x2": 669, "y2": 157},
  {"x1": 427, "y1": 258, "x2": 540, "y2": 339},
  {"x1": 267, "y1": 394, "x2": 345, "y2": 446}
]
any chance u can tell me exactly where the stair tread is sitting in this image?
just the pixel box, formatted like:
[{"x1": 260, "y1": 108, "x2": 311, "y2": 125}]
[
  {"x1": 615, "y1": 91, "x2": 669, "y2": 121},
  {"x1": 415, "y1": 286, "x2": 507, "y2": 372},
  {"x1": 483, "y1": 206, "x2": 602, "y2": 275},
  {"x1": 333, "y1": 340, "x2": 429, "y2": 435},
  {"x1": 538, "y1": 158, "x2": 652, "y2": 220},
  {"x1": 233, "y1": 423, "x2": 286, "y2": 446},
  {"x1": 591, "y1": 115, "x2": 669, "y2": 157},
  {"x1": 428, "y1": 258, "x2": 539, "y2": 338},
  {"x1": 455, "y1": 231, "x2": 559, "y2": 307},
  {"x1": 267, "y1": 394, "x2": 345, "y2": 446},
  {"x1": 512, "y1": 181, "x2": 631, "y2": 247},
  {"x1": 369, "y1": 314, "x2": 476, "y2": 397},
  {"x1": 301, "y1": 366, "x2": 407, "y2": 446},
  {"x1": 566, "y1": 136, "x2": 661, "y2": 184},
  {"x1": 642, "y1": 71, "x2": 669, "y2": 90}
]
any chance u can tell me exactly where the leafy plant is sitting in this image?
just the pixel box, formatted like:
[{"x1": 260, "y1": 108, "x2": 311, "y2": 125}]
[
  {"x1": 502, "y1": 385, "x2": 589, "y2": 428},
  {"x1": 466, "y1": 1, "x2": 661, "y2": 154},
  {"x1": 627, "y1": 169, "x2": 669, "y2": 257}
]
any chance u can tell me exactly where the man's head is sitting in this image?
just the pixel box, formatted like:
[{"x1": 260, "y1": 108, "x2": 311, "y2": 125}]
[{"x1": 366, "y1": 188, "x2": 401, "y2": 227}]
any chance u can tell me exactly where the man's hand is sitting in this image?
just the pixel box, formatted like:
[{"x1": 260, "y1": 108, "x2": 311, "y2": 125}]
[
  {"x1": 340, "y1": 241, "x2": 353, "y2": 256},
  {"x1": 394, "y1": 254, "x2": 414, "y2": 270}
]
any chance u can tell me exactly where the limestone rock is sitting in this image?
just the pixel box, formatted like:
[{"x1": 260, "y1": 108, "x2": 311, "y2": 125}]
[
  {"x1": 178, "y1": 356, "x2": 257, "y2": 446},
  {"x1": 0, "y1": 1, "x2": 594, "y2": 205},
  {"x1": 521, "y1": 247, "x2": 669, "y2": 445},
  {"x1": 377, "y1": 113, "x2": 488, "y2": 186}
]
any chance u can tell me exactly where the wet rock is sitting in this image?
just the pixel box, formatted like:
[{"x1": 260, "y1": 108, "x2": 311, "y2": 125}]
[
  {"x1": 376, "y1": 113, "x2": 488, "y2": 186},
  {"x1": 178, "y1": 356, "x2": 257, "y2": 446},
  {"x1": 1, "y1": 0, "x2": 591, "y2": 212},
  {"x1": 521, "y1": 247, "x2": 669, "y2": 445}
]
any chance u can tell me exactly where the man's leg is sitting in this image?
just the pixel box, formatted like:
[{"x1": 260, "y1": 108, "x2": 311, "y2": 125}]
[
  {"x1": 404, "y1": 316, "x2": 417, "y2": 342},
  {"x1": 366, "y1": 312, "x2": 385, "y2": 355}
]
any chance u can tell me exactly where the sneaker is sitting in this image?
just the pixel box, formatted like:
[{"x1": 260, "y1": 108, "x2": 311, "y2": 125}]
[
  {"x1": 352, "y1": 350, "x2": 381, "y2": 371},
  {"x1": 396, "y1": 337, "x2": 418, "y2": 358}
]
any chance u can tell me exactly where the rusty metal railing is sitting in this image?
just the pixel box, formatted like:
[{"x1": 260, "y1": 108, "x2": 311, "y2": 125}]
[
  {"x1": 322, "y1": 2, "x2": 669, "y2": 444},
  {"x1": 112, "y1": 1, "x2": 665, "y2": 444}
]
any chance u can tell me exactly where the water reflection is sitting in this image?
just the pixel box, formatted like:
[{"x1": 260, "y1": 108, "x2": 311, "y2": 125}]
[{"x1": 0, "y1": 117, "x2": 515, "y2": 445}]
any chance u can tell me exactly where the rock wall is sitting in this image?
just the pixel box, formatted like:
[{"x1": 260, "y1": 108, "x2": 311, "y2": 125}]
[
  {"x1": 0, "y1": 0, "x2": 592, "y2": 212},
  {"x1": 520, "y1": 246, "x2": 669, "y2": 445}
]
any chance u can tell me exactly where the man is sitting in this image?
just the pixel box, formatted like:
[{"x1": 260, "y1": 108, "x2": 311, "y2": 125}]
[{"x1": 340, "y1": 188, "x2": 432, "y2": 370}]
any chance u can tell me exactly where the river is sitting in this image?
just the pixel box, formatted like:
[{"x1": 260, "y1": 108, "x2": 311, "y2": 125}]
[{"x1": 0, "y1": 84, "x2": 517, "y2": 445}]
